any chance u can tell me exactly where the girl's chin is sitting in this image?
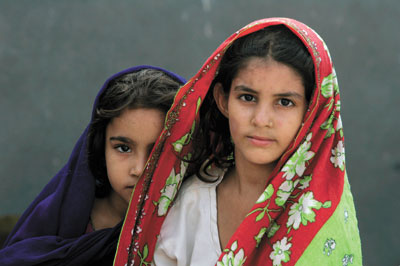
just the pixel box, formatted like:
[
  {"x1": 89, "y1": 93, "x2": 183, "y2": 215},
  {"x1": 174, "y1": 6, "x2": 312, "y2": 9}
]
[{"x1": 241, "y1": 154, "x2": 279, "y2": 167}]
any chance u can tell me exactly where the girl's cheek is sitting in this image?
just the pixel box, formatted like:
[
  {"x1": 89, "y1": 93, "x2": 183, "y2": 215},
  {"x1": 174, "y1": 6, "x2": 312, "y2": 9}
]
[
  {"x1": 228, "y1": 120, "x2": 239, "y2": 138},
  {"x1": 273, "y1": 112, "x2": 284, "y2": 127}
]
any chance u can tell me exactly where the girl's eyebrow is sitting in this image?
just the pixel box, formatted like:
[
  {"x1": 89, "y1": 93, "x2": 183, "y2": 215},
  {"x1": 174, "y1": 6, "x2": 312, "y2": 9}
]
[
  {"x1": 274, "y1": 92, "x2": 304, "y2": 99},
  {"x1": 110, "y1": 137, "x2": 156, "y2": 149},
  {"x1": 234, "y1": 86, "x2": 304, "y2": 99},
  {"x1": 109, "y1": 136, "x2": 134, "y2": 144},
  {"x1": 233, "y1": 85, "x2": 257, "y2": 93}
]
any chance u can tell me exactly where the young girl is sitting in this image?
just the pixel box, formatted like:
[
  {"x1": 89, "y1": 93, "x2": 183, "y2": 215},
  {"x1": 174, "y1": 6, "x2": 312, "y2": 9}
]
[
  {"x1": 115, "y1": 19, "x2": 362, "y2": 266},
  {"x1": 0, "y1": 65, "x2": 186, "y2": 265}
]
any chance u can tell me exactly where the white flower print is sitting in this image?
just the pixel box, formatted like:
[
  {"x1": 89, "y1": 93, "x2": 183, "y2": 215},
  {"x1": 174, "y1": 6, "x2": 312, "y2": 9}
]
[
  {"x1": 172, "y1": 142, "x2": 183, "y2": 153},
  {"x1": 172, "y1": 99, "x2": 201, "y2": 153},
  {"x1": 320, "y1": 115, "x2": 335, "y2": 139},
  {"x1": 217, "y1": 241, "x2": 246, "y2": 266},
  {"x1": 335, "y1": 100, "x2": 341, "y2": 112},
  {"x1": 254, "y1": 227, "x2": 267, "y2": 247},
  {"x1": 342, "y1": 254, "x2": 354, "y2": 266},
  {"x1": 298, "y1": 175, "x2": 312, "y2": 190},
  {"x1": 321, "y1": 74, "x2": 334, "y2": 98},
  {"x1": 330, "y1": 140, "x2": 345, "y2": 171},
  {"x1": 275, "y1": 180, "x2": 299, "y2": 207},
  {"x1": 336, "y1": 115, "x2": 343, "y2": 131},
  {"x1": 321, "y1": 69, "x2": 339, "y2": 101},
  {"x1": 280, "y1": 180, "x2": 298, "y2": 193},
  {"x1": 287, "y1": 191, "x2": 322, "y2": 230},
  {"x1": 269, "y1": 237, "x2": 292, "y2": 266},
  {"x1": 323, "y1": 238, "x2": 336, "y2": 256},
  {"x1": 172, "y1": 132, "x2": 190, "y2": 153},
  {"x1": 282, "y1": 133, "x2": 315, "y2": 180},
  {"x1": 157, "y1": 184, "x2": 177, "y2": 216},
  {"x1": 256, "y1": 184, "x2": 274, "y2": 204},
  {"x1": 157, "y1": 161, "x2": 188, "y2": 216},
  {"x1": 344, "y1": 209, "x2": 349, "y2": 223}
]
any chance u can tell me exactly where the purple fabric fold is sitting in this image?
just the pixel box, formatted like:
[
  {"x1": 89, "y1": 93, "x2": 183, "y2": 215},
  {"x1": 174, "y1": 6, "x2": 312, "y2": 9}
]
[{"x1": 0, "y1": 65, "x2": 186, "y2": 266}]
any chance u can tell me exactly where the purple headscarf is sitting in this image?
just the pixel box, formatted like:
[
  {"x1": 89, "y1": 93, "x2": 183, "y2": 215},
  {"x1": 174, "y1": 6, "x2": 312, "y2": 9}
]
[{"x1": 0, "y1": 66, "x2": 186, "y2": 266}]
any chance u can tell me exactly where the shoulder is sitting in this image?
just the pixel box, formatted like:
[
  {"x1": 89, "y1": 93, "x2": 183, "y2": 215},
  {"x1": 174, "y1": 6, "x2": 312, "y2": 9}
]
[
  {"x1": 158, "y1": 164, "x2": 225, "y2": 240},
  {"x1": 174, "y1": 165, "x2": 225, "y2": 207},
  {"x1": 180, "y1": 174, "x2": 217, "y2": 194},
  {"x1": 166, "y1": 175, "x2": 216, "y2": 218},
  {"x1": 154, "y1": 173, "x2": 222, "y2": 265},
  {"x1": 179, "y1": 165, "x2": 225, "y2": 195},
  {"x1": 158, "y1": 171, "x2": 222, "y2": 243}
]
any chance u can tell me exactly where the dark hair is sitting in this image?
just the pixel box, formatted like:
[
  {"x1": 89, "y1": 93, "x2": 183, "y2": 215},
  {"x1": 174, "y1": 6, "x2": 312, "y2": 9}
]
[
  {"x1": 189, "y1": 25, "x2": 315, "y2": 181},
  {"x1": 87, "y1": 69, "x2": 183, "y2": 197}
]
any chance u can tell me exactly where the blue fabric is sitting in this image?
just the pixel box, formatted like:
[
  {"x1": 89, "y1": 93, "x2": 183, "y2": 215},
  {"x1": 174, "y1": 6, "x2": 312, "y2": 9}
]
[{"x1": 0, "y1": 66, "x2": 186, "y2": 266}]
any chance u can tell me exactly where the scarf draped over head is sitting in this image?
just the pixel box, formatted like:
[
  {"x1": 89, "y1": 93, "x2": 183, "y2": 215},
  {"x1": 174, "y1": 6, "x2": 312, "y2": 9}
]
[
  {"x1": 115, "y1": 18, "x2": 362, "y2": 266},
  {"x1": 0, "y1": 66, "x2": 186, "y2": 266}
]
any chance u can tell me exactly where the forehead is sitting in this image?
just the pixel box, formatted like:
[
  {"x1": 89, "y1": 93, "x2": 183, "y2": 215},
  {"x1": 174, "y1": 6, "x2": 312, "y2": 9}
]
[
  {"x1": 232, "y1": 58, "x2": 304, "y2": 92},
  {"x1": 106, "y1": 108, "x2": 165, "y2": 139}
]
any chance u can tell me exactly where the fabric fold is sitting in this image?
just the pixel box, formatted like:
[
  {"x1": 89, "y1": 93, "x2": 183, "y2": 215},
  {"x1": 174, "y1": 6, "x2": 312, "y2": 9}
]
[{"x1": 0, "y1": 65, "x2": 186, "y2": 266}]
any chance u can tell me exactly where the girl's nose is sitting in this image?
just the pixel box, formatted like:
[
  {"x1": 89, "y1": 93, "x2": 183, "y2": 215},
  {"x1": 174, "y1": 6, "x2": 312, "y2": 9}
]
[
  {"x1": 251, "y1": 106, "x2": 274, "y2": 128},
  {"x1": 129, "y1": 154, "x2": 147, "y2": 177}
]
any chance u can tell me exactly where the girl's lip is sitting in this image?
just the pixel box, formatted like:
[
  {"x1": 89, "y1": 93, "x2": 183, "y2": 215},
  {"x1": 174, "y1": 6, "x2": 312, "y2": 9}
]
[{"x1": 248, "y1": 136, "x2": 275, "y2": 146}]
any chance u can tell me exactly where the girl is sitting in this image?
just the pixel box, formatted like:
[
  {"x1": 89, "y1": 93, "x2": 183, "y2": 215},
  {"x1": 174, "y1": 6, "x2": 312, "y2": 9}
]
[
  {"x1": 0, "y1": 65, "x2": 186, "y2": 265},
  {"x1": 115, "y1": 18, "x2": 362, "y2": 266}
]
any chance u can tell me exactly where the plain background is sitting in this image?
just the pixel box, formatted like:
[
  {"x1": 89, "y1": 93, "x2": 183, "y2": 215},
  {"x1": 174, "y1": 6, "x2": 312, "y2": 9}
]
[{"x1": 1, "y1": 1, "x2": 399, "y2": 265}]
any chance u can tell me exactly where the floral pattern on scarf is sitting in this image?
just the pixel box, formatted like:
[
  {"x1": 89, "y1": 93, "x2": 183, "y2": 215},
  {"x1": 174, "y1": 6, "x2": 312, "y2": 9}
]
[{"x1": 114, "y1": 18, "x2": 362, "y2": 266}]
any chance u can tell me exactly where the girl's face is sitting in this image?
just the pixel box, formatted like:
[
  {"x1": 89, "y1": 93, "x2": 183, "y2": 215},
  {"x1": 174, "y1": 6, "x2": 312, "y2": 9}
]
[
  {"x1": 105, "y1": 108, "x2": 165, "y2": 209},
  {"x1": 215, "y1": 58, "x2": 307, "y2": 169}
]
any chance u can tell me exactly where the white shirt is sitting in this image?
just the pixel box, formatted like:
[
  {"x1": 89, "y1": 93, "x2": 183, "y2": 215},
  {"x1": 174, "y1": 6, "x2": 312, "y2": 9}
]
[{"x1": 153, "y1": 170, "x2": 225, "y2": 266}]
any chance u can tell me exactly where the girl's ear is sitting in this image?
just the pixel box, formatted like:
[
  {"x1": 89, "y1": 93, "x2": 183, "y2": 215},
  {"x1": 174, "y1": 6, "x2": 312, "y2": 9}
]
[{"x1": 213, "y1": 83, "x2": 229, "y2": 118}]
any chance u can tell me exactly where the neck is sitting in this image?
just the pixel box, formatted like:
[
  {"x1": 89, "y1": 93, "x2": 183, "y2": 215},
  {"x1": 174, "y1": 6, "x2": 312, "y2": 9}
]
[
  {"x1": 230, "y1": 151, "x2": 276, "y2": 196},
  {"x1": 92, "y1": 192, "x2": 127, "y2": 230},
  {"x1": 106, "y1": 191, "x2": 128, "y2": 220}
]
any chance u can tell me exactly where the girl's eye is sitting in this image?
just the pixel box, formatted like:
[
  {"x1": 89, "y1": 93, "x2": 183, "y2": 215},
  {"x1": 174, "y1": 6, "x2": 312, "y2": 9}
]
[
  {"x1": 239, "y1": 94, "x2": 255, "y2": 102},
  {"x1": 116, "y1": 145, "x2": 131, "y2": 153},
  {"x1": 279, "y1": 98, "x2": 294, "y2": 107}
]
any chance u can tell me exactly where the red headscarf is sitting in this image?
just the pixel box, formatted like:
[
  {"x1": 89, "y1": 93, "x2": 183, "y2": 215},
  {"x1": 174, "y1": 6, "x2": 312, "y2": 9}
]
[{"x1": 115, "y1": 18, "x2": 361, "y2": 266}]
